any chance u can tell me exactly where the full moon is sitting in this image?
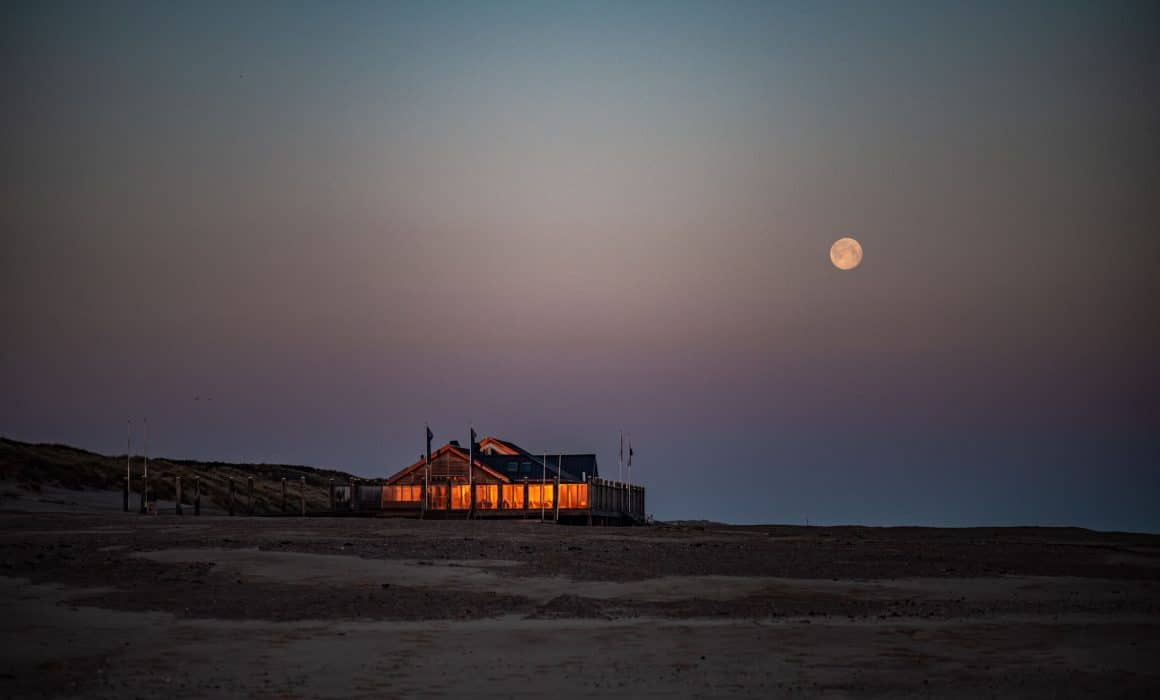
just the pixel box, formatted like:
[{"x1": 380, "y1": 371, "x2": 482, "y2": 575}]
[{"x1": 829, "y1": 237, "x2": 863, "y2": 270}]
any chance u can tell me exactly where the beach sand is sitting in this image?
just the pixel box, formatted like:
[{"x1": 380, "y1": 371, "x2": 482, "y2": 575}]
[{"x1": 1, "y1": 510, "x2": 1157, "y2": 697}]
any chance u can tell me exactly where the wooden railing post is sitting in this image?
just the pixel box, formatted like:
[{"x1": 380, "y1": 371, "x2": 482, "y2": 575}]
[
  {"x1": 194, "y1": 477, "x2": 201, "y2": 516},
  {"x1": 175, "y1": 476, "x2": 183, "y2": 515}
]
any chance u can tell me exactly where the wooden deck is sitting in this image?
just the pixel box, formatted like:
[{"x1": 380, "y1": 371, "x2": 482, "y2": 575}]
[{"x1": 336, "y1": 478, "x2": 646, "y2": 525}]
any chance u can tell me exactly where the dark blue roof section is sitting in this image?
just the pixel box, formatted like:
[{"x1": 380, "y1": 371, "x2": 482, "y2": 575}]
[
  {"x1": 543, "y1": 454, "x2": 598, "y2": 482},
  {"x1": 477, "y1": 444, "x2": 598, "y2": 482},
  {"x1": 494, "y1": 439, "x2": 599, "y2": 481}
]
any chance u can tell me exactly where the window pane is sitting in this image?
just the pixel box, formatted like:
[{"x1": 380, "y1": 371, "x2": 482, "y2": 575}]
[
  {"x1": 528, "y1": 483, "x2": 555, "y2": 509},
  {"x1": 557, "y1": 483, "x2": 588, "y2": 509},
  {"x1": 477, "y1": 484, "x2": 498, "y2": 509},
  {"x1": 503, "y1": 486, "x2": 525, "y2": 509}
]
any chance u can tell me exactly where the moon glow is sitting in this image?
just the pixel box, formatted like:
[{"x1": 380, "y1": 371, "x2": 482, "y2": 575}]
[{"x1": 829, "y1": 237, "x2": 863, "y2": 270}]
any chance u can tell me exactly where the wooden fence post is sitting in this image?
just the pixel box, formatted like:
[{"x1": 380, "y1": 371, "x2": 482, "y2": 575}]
[
  {"x1": 299, "y1": 476, "x2": 306, "y2": 516},
  {"x1": 328, "y1": 478, "x2": 335, "y2": 512},
  {"x1": 194, "y1": 477, "x2": 201, "y2": 516},
  {"x1": 247, "y1": 477, "x2": 255, "y2": 516},
  {"x1": 586, "y1": 478, "x2": 593, "y2": 526},
  {"x1": 228, "y1": 478, "x2": 235, "y2": 516},
  {"x1": 175, "y1": 476, "x2": 183, "y2": 515}
]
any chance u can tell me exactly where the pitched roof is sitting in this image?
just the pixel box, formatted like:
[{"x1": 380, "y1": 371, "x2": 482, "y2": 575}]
[
  {"x1": 478, "y1": 438, "x2": 598, "y2": 481},
  {"x1": 387, "y1": 437, "x2": 599, "y2": 483},
  {"x1": 386, "y1": 443, "x2": 509, "y2": 485}
]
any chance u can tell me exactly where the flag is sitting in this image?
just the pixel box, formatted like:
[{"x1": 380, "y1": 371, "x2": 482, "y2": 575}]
[
  {"x1": 628, "y1": 442, "x2": 634, "y2": 466},
  {"x1": 470, "y1": 426, "x2": 478, "y2": 451},
  {"x1": 425, "y1": 425, "x2": 433, "y2": 464}
]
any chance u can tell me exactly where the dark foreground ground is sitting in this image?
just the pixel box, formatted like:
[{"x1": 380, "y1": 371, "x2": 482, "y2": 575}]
[{"x1": 2, "y1": 510, "x2": 1158, "y2": 698}]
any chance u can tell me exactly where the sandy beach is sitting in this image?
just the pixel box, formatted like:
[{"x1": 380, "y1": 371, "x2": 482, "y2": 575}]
[{"x1": 2, "y1": 509, "x2": 1157, "y2": 698}]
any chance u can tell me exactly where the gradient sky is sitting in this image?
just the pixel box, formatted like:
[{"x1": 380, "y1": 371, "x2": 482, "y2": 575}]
[{"x1": 3, "y1": 1, "x2": 1158, "y2": 530}]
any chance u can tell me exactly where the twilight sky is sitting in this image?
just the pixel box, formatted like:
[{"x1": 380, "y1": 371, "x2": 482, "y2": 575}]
[{"x1": 3, "y1": 1, "x2": 1158, "y2": 530}]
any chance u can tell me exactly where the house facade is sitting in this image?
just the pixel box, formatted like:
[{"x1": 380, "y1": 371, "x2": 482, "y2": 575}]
[{"x1": 379, "y1": 436, "x2": 643, "y2": 524}]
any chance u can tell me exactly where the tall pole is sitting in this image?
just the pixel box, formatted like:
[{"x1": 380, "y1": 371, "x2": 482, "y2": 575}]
[
  {"x1": 125, "y1": 419, "x2": 132, "y2": 512},
  {"x1": 541, "y1": 453, "x2": 546, "y2": 523},
  {"x1": 425, "y1": 424, "x2": 432, "y2": 512},
  {"x1": 467, "y1": 425, "x2": 473, "y2": 520},
  {"x1": 627, "y1": 433, "x2": 632, "y2": 484},
  {"x1": 618, "y1": 430, "x2": 624, "y2": 483},
  {"x1": 139, "y1": 418, "x2": 148, "y2": 514}
]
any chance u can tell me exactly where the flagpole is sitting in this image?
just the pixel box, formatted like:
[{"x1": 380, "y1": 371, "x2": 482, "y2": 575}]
[
  {"x1": 541, "y1": 453, "x2": 546, "y2": 523},
  {"x1": 618, "y1": 430, "x2": 623, "y2": 483},
  {"x1": 143, "y1": 417, "x2": 149, "y2": 514},
  {"x1": 125, "y1": 419, "x2": 132, "y2": 513},
  {"x1": 468, "y1": 424, "x2": 473, "y2": 520},
  {"x1": 425, "y1": 424, "x2": 432, "y2": 512}
]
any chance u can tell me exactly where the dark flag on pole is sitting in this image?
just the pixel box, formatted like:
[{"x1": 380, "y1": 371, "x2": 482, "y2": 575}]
[
  {"x1": 426, "y1": 425, "x2": 434, "y2": 464},
  {"x1": 470, "y1": 426, "x2": 478, "y2": 453},
  {"x1": 627, "y1": 438, "x2": 634, "y2": 483}
]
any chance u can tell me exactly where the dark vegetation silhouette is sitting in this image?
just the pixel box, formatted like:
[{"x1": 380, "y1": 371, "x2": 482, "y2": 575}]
[{"x1": 0, "y1": 437, "x2": 360, "y2": 513}]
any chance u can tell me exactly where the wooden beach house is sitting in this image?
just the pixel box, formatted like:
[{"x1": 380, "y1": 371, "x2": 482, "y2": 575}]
[{"x1": 377, "y1": 437, "x2": 645, "y2": 524}]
